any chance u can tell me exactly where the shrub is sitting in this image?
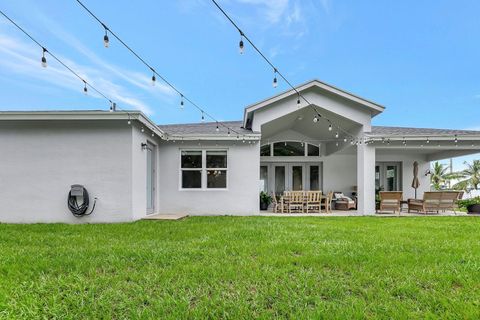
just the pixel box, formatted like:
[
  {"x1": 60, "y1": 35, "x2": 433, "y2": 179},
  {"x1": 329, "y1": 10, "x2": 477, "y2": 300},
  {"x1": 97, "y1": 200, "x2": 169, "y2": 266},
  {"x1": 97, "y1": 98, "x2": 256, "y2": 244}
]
[
  {"x1": 260, "y1": 191, "x2": 272, "y2": 205},
  {"x1": 457, "y1": 196, "x2": 480, "y2": 209}
]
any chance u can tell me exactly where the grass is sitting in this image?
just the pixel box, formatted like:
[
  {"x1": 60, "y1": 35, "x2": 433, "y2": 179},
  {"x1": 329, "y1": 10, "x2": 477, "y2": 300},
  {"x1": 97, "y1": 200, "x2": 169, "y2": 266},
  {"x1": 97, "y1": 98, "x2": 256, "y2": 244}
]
[{"x1": 1, "y1": 217, "x2": 480, "y2": 319}]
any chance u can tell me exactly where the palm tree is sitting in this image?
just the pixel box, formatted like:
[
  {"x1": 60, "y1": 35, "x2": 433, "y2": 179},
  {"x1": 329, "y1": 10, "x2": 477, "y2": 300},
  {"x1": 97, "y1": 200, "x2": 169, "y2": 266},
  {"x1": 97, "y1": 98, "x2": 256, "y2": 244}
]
[
  {"x1": 451, "y1": 160, "x2": 480, "y2": 190},
  {"x1": 430, "y1": 161, "x2": 450, "y2": 190}
]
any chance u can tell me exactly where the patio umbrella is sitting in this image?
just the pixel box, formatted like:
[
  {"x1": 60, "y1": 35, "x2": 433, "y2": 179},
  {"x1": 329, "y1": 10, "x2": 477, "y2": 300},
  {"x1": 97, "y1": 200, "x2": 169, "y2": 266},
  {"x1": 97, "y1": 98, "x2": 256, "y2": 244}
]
[{"x1": 412, "y1": 161, "x2": 420, "y2": 199}]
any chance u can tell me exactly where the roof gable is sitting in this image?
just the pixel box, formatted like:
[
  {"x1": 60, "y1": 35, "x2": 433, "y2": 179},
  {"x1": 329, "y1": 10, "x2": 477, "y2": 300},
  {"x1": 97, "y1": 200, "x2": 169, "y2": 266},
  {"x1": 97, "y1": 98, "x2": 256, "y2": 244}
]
[{"x1": 243, "y1": 79, "x2": 385, "y2": 127}]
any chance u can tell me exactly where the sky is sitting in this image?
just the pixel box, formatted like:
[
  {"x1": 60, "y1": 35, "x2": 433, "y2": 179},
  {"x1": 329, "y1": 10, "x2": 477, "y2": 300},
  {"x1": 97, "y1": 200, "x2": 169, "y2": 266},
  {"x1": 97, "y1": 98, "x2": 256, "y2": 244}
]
[{"x1": 1, "y1": 0, "x2": 480, "y2": 170}]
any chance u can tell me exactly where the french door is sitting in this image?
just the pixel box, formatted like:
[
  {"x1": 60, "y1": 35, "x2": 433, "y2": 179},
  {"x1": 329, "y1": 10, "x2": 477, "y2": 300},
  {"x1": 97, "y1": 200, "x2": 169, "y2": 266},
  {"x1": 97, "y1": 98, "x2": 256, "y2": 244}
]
[{"x1": 261, "y1": 163, "x2": 322, "y2": 196}]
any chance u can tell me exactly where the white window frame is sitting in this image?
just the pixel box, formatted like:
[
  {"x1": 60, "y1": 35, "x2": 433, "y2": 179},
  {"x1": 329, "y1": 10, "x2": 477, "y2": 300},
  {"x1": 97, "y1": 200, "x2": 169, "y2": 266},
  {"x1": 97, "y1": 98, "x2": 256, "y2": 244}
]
[{"x1": 179, "y1": 149, "x2": 228, "y2": 191}]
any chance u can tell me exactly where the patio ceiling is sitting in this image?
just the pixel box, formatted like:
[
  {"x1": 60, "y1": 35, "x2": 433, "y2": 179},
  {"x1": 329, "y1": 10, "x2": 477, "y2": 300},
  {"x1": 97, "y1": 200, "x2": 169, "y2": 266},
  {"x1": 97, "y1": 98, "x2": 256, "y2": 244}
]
[{"x1": 260, "y1": 105, "x2": 361, "y2": 143}]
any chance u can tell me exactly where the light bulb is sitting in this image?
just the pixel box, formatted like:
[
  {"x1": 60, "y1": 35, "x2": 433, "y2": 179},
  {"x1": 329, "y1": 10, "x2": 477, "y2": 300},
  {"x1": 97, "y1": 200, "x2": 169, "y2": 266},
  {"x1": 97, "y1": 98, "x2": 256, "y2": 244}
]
[
  {"x1": 41, "y1": 48, "x2": 47, "y2": 68},
  {"x1": 151, "y1": 74, "x2": 156, "y2": 86},
  {"x1": 335, "y1": 132, "x2": 339, "y2": 138},
  {"x1": 141, "y1": 127, "x2": 144, "y2": 133},
  {"x1": 239, "y1": 38, "x2": 244, "y2": 54},
  {"x1": 127, "y1": 120, "x2": 131, "y2": 125},
  {"x1": 180, "y1": 95, "x2": 184, "y2": 109},
  {"x1": 328, "y1": 124, "x2": 332, "y2": 131},
  {"x1": 83, "y1": 83, "x2": 88, "y2": 95},
  {"x1": 103, "y1": 30, "x2": 109, "y2": 48},
  {"x1": 273, "y1": 76, "x2": 278, "y2": 88},
  {"x1": 343, "y1": 138, "x2": 347, "y2": 142},
  {"x1": 216, "y1": 123, "x2": 219, "y2": 132},
  {"x1": 201, "y1": 113, "x2": 205, "y2": 122},
  {"x1": 313, "y1": 116, "x2": 318, "y2": 123}
]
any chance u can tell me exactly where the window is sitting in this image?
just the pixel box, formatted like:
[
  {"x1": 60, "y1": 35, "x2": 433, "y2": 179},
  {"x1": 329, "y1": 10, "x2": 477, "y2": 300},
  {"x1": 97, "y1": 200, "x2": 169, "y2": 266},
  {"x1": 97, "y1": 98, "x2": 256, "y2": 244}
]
[
  {"x1": 273, "y1": 141, "x2": 304, "y2": 156},
  {"x1": 261, "y1": 142, "x2": 321, "y2": 157},
  {"x1": 181, "y1": 150, "x2": 228, "y2": 189},
  {"x1": 307, "y1": 144, "x2": 320, "y2": 156},
  {"x1": 260, "y1": 144, "x2": 271, "y2": 156},
  {"x1": 207, "y1": 151, "x2": 227, "y2": 188},
  {"x1": 181, "y1": 151, "x2": 202, "y2": 188}
]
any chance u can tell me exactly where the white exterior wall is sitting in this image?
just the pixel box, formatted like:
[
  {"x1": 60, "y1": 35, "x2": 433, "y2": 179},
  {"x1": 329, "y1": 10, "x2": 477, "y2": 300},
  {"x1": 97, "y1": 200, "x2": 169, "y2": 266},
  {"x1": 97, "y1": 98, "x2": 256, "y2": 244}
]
[
  {"x1": 322, "y1": 153, "x2": 357, "y2": 194},
  {"x1": 0, "y1": 120, "x2": 135, "y2": 223},
  {"x1": 157, "y1": 140, "x2": 260, "y2": 215}
]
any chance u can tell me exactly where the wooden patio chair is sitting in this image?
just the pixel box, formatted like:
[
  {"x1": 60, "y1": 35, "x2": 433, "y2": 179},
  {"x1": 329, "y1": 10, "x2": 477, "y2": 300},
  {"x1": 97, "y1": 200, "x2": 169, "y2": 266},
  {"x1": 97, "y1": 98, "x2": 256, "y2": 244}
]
[
  {"x1": 408, "y1": 191, "x2": 460, "y2": 214},
  {"x1": 306, "y1": 191, "x2": 322, "y2": 213},
  {"x1": 271, "y1": 192, "x2": 283, "y2": 213},
  {"x1": 288, "y1": 191, "x2": 304, "y2": 213},
  {"x1": 321, "y1": 191, "x2": 334, "y2": 213},
  {"x1": 378, "y1": 191, "x2": 403, "y2": 214}
]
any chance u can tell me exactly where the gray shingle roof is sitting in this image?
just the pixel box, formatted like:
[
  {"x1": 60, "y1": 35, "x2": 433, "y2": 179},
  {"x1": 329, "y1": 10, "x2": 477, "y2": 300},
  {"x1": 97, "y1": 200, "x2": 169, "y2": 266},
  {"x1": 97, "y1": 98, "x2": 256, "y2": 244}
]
[
  {"x1": 157, "y1": 121, "x2": 256, "y2": 136},
  {"x1": 369, "y1": 126, "x2": 480, "y2": 137},
  {"x1": 157, "y1": 121, "x2": 480, "y2": 137}
]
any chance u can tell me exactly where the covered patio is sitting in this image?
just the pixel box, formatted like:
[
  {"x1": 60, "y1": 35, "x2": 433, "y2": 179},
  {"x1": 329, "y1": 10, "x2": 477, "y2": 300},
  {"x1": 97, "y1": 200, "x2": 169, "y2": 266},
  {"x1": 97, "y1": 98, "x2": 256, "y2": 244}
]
[{"x1": 247, "y1": 80, "x2": 480, "y2": 215}]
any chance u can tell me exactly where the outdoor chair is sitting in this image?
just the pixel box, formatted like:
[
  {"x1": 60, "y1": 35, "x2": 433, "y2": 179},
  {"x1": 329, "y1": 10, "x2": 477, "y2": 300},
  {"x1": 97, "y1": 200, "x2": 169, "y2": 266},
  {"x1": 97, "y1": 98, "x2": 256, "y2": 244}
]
[
  {"x1": 271, "y1": 192, "x2": 283, "y2": 213},
  {"x1": 288, "y1": 191, "x2": 304, "y2": 213},
  {"x1": 333, "y1": 192, "x2": 356, "y2": 210},
  {"x1": 408, "y1": 191, "x2": 461, "y2": 214},
  {"x1": 321, "y1": 191, "x2": 334, "y2": 213},
  {"x1": 378, "y1": 191, "x2": 403, "y2": 214},
  {"x1": 305, "y1": 191, "x2": 322, "y2": 213}
]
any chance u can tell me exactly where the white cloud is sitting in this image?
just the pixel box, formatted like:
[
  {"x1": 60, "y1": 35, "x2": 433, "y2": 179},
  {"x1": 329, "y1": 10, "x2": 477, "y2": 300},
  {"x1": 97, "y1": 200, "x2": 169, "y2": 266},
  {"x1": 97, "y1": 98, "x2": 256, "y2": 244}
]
[{"x1": 0, "y1": 33, "x2": 156, "y2": 114}]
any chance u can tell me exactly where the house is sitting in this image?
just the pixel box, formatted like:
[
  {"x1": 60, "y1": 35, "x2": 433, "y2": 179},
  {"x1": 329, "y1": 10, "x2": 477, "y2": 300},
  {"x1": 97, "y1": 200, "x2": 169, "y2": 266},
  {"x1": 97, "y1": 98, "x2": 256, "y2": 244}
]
[{"x1": 1, "y1": 79, "x2": 479, "y2": 223}]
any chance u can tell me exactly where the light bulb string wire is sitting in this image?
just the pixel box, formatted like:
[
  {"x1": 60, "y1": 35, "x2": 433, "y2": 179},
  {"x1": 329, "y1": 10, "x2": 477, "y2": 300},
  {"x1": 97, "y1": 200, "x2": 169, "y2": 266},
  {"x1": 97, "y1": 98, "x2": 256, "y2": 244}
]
[
  {"x1": 0, "y1": 9, "x2": 114, "y2": 105},
  {"x1": 75, "y1": 0, "x2": 245, "y2": 138},
  {"x1": 210, "y1": 0, "x2": 357, "y2": 140},
  {"x1": 0, "y1": 9, "x2": 147, "y2": 127}
]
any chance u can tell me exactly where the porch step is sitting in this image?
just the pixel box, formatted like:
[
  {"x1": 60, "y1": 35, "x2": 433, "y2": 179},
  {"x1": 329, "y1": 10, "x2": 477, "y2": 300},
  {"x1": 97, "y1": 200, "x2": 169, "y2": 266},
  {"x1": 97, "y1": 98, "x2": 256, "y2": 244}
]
[{"x1": 142, "y1": 213, "x2": 188, "y2": 220}]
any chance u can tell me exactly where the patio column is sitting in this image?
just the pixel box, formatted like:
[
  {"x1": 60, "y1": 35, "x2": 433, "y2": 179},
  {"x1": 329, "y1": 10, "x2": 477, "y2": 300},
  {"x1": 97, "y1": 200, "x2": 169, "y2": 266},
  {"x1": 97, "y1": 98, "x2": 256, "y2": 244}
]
[{"x1": 357, "y1": 143, "x2": 376, "y2": 214}]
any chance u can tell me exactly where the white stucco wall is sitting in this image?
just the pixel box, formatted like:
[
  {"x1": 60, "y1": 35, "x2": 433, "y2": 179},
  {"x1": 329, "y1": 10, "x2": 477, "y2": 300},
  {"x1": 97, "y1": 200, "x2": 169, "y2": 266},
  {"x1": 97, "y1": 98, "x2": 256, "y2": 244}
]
[
  {"x1": 157, "y1": 140, "x2": 260, "y2": 215},
  {"x1": 323, "y1": 153, "x2": 357, "y2": 195},
  {"x1": 0, "y1": 120, "x2": 135, "y2": 223}
]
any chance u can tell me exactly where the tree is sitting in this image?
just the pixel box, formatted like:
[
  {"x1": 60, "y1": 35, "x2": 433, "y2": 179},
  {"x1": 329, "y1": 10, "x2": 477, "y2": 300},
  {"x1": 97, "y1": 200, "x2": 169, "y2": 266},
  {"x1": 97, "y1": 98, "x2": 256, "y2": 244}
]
[
  {"x1": 430, "y1": 161, "x2": 450, "y2": 190},
  {"x1": 451, "y1": 160, "x2": 480, "y2": 190}
]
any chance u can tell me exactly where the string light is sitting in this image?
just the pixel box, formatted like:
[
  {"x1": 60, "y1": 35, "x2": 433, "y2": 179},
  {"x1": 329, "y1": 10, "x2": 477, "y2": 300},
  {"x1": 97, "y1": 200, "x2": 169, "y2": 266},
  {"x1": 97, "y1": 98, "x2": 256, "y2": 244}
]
[
  {"x1": 41, "y1": 47, "x2": 47, "y2": 68},
  {"x1": 335, "y1": 132, "x2": 339, "y2": 138},
  {"x1": 273, "y1": 69, "x2": 278, "y2": 88},
  {"x1": 454, "y1": 135, "x2": 458, "y2": 144},
  {"x1": 313, "y1": 116, "x2": 319, "y2": 123},
  {"x1": 216, "y1": 122, "x2": 219, "y2": 132},
  {"x1": 239, "y1": 32, "x2": 244, "y2": 54},
  {"x1": 328, "y1": 124, "x2": 332, "y2": 131},
  {"x1": 103, "y1": 28, "x2": 109, "y2": 48},
  {"x1": 210, "y1": 0, "x2": 358, "y2": 142},
  {"x1": 141, "y1": 127, "x2": 144, "y2": 133},
  {"x1": 297, "y1": 95, "x2": 301, "y2": 107},
  {"x1": 151, "y1": 70, "x2": 156, "y2": 86},
  {"x1": 336, "y1": 141, "x2": 339, "y2": 147},
  {"x1": 426, "y1": 137, "x2": 430, "y2": 144},
  {"x1": 75, "y1": 0, "x2": 244, "y2": 139},
  {"x1": 201, "y1": 112, "x2": 205, "y2": 122},
  {"x1": 83, "y1": 81, "x2": 88, "y2": 95},
  {"x1": 343, "y1": 138, "x2": 347, "y2": 142}
]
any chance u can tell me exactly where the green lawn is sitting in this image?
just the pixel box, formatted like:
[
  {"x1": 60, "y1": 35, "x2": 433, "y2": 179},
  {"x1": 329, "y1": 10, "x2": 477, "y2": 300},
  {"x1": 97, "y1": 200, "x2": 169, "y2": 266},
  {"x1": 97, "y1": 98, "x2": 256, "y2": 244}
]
[{"x1": 1, "y1": 217, "x2": 479, "y2": 319}]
